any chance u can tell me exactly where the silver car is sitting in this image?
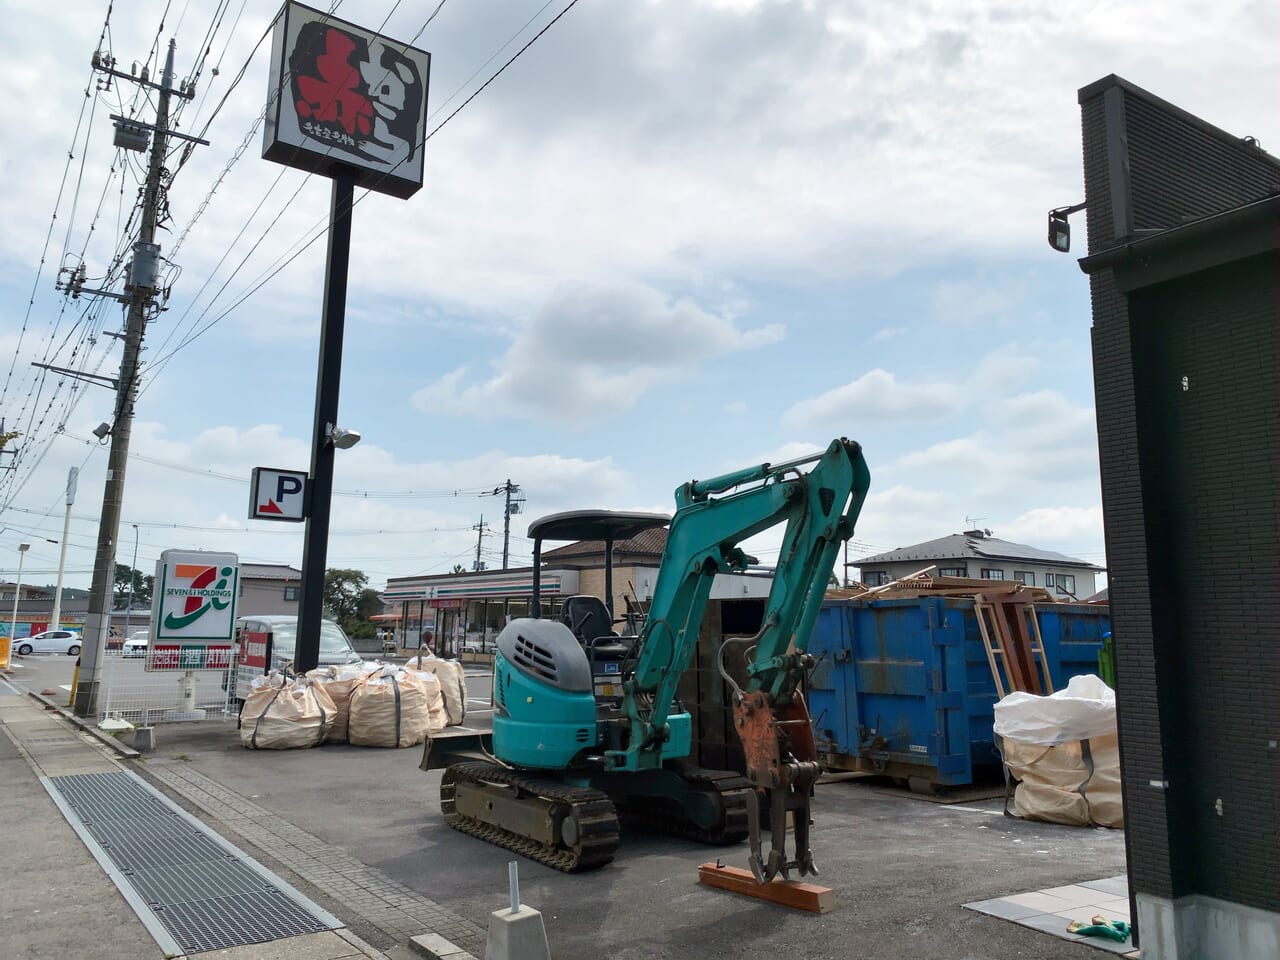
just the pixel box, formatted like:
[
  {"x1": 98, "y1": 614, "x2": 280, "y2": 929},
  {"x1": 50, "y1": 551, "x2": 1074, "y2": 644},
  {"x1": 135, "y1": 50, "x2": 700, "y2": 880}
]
[
  {"x1": 13, "y1": 629, "x2": 82, "y2": 657},
  {"x1": 226, "y1": 615, "x2": 364, "y2": 701}
]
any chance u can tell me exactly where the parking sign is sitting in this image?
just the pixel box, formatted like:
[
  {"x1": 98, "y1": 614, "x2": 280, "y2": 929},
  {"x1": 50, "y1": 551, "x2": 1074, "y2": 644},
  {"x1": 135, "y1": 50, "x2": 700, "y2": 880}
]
[{"x1": 249, "y1": 467, "x2": 309, "y2": 521}]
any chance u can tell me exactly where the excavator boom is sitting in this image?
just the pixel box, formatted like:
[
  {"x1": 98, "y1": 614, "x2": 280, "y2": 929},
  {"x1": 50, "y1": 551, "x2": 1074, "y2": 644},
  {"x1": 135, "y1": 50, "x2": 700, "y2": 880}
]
[{"x1": 620, "y1": 438, "x2": 870, "y2": 880}]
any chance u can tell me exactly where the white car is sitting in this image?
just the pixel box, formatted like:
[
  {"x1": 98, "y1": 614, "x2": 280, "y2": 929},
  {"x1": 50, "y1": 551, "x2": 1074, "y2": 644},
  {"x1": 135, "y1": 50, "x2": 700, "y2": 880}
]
[
  {"x1": 121, "y1": 631, "x2": 150, "y2": 658},
  {"x1": 13, "y1": 629, "x2": 82, "y2": 657}
]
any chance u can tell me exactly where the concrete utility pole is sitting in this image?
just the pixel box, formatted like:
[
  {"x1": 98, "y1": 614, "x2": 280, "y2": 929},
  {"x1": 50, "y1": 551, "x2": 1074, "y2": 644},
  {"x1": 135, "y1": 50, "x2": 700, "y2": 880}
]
[
  {"x1": 473, "y1": 516, "x2": 489, "y2": 572},
  {"x1": 492, "y1": 479, "x2": 523, "y2": 569},
  {"x1": 74, "y1": 41, "x2": 188, "y2": 718}
]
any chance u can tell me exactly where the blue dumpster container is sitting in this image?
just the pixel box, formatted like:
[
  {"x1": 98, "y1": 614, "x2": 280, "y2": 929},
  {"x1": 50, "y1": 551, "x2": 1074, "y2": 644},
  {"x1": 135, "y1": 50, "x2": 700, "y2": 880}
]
[{"x1": 806, "y1": 596, "x2": 1110, "y2": 787}]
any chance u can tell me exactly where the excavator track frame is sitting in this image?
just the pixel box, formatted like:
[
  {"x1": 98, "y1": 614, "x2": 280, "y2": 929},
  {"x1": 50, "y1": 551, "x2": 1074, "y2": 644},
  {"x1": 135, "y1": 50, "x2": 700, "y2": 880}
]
[
  {"x1": 440, "y1": 761, "x2": 619, "y2": 873},
  {"x1": 610, "y1": 763, "x2": 753, "y2": 846}
]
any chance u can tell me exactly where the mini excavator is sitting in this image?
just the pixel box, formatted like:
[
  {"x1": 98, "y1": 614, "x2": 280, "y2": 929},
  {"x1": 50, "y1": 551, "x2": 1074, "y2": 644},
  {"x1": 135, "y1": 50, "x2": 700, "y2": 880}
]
[{"x1": 421, "y1": 438, "x2": 870, "y2": 881}]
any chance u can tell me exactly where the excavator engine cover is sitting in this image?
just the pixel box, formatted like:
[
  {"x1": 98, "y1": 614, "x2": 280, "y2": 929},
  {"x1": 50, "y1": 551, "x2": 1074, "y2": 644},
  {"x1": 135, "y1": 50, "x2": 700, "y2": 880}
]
[{"x1": 492, "y1": 618, "x2": 598, "y2": 768}]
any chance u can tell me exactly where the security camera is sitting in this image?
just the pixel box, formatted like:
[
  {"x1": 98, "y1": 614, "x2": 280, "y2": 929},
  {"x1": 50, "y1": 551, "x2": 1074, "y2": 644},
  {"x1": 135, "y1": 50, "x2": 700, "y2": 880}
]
[{"x1": 92, "y1": 422, "x2": 112, "y2": 440}]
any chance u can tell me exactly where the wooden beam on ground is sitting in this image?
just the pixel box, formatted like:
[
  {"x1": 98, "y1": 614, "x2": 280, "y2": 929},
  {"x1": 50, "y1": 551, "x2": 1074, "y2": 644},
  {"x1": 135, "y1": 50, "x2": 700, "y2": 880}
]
[{"x1": 697, "y1": 863, "x2": 834, "y2": 913}]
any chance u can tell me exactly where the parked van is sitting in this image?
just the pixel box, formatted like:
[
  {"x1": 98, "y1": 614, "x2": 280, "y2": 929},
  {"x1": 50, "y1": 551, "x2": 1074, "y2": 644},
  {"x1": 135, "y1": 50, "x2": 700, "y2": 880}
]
[{"x1": 226, "y1": 614, "x2": 363, "y2": 701}]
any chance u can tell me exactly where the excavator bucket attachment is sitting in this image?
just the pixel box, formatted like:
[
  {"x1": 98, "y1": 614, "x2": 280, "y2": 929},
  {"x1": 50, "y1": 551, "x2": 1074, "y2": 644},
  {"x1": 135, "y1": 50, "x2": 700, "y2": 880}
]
[{"x1": 733, "y1": 690, "x2": 822, "y2": 884}]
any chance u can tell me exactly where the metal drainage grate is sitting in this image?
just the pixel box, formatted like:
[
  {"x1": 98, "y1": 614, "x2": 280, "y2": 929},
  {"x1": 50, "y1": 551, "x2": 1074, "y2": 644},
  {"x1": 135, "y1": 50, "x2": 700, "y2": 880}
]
[{"x1": 44, "y1": 770, "x2": 339, "y2": 955}]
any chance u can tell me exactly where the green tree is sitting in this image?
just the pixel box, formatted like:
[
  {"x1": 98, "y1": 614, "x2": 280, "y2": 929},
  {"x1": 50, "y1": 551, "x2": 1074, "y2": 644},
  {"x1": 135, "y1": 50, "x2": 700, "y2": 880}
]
[
  {"x1": 113, "y1": 565, "x2": 153, "y2": 606},
  {"x1": 323, "y1": 568, "x2": 369, "y2": 626}
]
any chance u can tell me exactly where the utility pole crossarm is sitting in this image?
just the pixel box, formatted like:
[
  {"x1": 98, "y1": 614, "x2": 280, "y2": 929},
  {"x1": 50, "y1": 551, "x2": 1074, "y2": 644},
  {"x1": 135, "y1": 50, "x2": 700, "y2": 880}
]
[{"x1": 30, "y1": 363, "x2": 118, "y2": 389}]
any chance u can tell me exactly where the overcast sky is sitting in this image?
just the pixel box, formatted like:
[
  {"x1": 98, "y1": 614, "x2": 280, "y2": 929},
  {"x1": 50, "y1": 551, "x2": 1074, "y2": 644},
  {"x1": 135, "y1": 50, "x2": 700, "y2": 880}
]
[{"x1": 1, "y1": 0, "x2": 1276, "y2": 594}]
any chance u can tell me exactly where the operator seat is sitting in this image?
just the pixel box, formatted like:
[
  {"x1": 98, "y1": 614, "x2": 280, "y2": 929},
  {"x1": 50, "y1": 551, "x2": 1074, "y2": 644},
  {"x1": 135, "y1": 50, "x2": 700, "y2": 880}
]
[
  {"x1": 561, "y1": 595, "x2": 616, "y2": 645},
  {"x1": 560, "y1": 595, "x2": 631, "y2": 711}
]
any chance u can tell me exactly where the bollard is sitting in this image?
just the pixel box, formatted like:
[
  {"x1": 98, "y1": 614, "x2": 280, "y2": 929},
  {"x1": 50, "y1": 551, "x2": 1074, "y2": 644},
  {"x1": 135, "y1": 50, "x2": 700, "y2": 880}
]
[
  {"x1": 485, "y1": 861, "x2": 550, "y2": 960},
  {"x1": 68, "y1": 656, "x2": 81, "y2": 707}
]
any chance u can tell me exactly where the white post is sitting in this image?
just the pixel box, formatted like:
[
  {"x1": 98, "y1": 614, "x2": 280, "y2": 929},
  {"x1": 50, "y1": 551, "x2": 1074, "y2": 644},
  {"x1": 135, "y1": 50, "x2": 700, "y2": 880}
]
[
  {"x1": 50, "y1": 467, "x2": 78, "y2": 632},
  {"x1": 9, "y1": 543, "x2": 31, "y2": 645},
  {"x1": 124, "y1": 523, "x2": 138, "y2": 642},
  {"x1": 508, "y1": 860, "x2": 520, "y2": 914}
]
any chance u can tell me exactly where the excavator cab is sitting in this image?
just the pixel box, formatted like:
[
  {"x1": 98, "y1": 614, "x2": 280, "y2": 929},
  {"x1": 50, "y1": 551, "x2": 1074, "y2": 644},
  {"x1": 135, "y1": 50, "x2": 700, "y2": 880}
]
[{"x1": 529, "y1": 511, "x2": 670, "y2": 712}]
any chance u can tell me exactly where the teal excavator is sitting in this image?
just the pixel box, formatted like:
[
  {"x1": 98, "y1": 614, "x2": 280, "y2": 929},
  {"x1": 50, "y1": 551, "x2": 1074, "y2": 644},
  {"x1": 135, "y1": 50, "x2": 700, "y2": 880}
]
[{"x1": 422, "y1": 439, "x2": 870, "y2": 881}]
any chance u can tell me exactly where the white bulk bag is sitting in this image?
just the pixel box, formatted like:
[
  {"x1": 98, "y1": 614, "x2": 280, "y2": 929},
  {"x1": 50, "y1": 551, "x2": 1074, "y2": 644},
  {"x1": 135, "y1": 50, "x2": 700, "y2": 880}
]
[
  {"x1": 240, "y1": 677, "x2": 335, "y2": 750},
  {"x1": 348, "y1": 668, "x2": 444, "y2": 747},
  {"x1": 403, "y1": 654, "x2": 468, "y2": 726},
  {"x1": 994, "y1": 674, "x2": 1123, "y2": 828}
]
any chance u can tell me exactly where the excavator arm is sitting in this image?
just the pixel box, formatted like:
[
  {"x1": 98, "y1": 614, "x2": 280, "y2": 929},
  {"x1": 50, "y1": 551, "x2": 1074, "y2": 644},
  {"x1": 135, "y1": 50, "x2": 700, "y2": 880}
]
[{"x1": 619, "y1": 438, "x2": 871, "y2": 881}]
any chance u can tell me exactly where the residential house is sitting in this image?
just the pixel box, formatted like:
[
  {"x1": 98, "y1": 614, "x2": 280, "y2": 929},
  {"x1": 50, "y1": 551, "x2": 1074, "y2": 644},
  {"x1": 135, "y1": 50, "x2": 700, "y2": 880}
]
[
  {"x1": 852, "y1": 529, "x2": 1103, "y2": 599},
  {"x1": 237, "y1": 563, "x2": 302, "y2": 617}
]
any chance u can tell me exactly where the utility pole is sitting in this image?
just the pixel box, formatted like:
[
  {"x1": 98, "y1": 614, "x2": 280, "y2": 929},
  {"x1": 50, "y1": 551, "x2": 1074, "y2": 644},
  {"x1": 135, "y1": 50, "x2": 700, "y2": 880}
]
[
  {"x1": 73, "y1": 41, "x2": 201, "y2": 718},
  {"x1": 472, "y1": 516, "x2": 489, "y2": 572},
  {"x1": 491, "y1": 479, "x2": 523, "y2": 570}
]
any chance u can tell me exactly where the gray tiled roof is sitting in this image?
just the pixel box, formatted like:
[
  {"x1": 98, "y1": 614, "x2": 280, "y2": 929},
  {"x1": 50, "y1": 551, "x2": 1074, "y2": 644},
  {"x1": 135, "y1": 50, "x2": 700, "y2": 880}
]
[
  {"x1": 541, "y1": 527, "x2": 668, "y2": 563},
  {"x1": 240, "y1": 563, "x2": 301, "y2": 580},
  {"x1": 854, "y1": 533, "x2": 1103, "y2": 570}
]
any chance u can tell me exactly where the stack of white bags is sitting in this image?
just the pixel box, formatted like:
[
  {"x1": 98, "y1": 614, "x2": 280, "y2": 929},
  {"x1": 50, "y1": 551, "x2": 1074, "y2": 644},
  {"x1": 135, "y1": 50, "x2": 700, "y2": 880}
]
[{"x1": 240, "y1": 655, "x2": 468, "y2": 750}]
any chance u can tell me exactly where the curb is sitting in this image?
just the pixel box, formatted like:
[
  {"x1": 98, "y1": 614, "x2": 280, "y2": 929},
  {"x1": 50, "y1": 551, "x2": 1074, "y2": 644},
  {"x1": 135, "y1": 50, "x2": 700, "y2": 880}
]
[
  {"x1": 21, "y1": 688, "x2": 142, "y2": 759},
  {"x1": 409, "y1": 932, "x2": 480, "y2": 960}
]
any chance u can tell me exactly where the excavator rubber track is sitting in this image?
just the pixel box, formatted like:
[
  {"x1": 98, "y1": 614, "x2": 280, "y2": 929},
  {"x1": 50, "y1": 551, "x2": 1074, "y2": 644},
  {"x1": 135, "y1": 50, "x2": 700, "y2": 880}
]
[
  {"x1": 614, "y1": 765, "x2": 754, "y2": 845},
  {"x1": 440, "y1": 761, "x2": 620, "y2": 873}
]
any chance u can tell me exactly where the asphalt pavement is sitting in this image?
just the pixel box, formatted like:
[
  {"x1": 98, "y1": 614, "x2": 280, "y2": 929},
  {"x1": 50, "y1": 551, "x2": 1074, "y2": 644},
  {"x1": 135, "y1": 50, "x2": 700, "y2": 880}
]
[{"x1": 3, "y1": 655, "x2": 1129, "y2": 960}]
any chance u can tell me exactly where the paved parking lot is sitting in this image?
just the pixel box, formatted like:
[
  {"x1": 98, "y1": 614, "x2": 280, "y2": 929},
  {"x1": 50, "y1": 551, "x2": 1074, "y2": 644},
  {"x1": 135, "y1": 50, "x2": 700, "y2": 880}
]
[{"x1": 8, "y1": 657, "x2": 1128, "y2": 959}]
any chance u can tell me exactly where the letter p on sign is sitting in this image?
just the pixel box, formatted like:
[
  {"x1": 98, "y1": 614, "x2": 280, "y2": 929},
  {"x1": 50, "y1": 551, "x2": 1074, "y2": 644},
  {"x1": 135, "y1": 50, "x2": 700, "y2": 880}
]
[{"x1": 249, "y1": 467, "x2": 309, "y2": 522}]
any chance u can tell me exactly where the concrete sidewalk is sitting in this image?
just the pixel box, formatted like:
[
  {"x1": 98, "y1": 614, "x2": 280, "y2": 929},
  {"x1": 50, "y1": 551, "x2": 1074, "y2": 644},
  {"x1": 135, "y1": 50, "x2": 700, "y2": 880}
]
[{"x1": 0, "y1": 682, "x2": 394, "y2": 960}]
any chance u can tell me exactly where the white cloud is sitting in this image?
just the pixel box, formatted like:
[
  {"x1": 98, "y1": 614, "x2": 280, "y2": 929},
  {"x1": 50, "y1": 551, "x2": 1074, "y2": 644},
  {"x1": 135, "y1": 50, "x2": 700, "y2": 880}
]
[
  {"x1": 1003, "y1": 505, "x2": 1104, "y2": 544},
  {"x1": 410, "y1": 282, "x2": 783, "y2": 422},
  {"x1": 932, "y1": 279, "x2": 1015, "y2": 326},
  {"x1": 783, "y1": 369, "x2": 964, "y2": 427},
  {"x1": 867, "y1": 326, "x2": 906, "y2": 344}
]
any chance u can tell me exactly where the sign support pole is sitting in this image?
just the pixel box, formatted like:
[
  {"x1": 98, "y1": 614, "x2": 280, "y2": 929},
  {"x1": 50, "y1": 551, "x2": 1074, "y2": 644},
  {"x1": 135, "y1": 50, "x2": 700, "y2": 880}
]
[{"x1": 295, "y1": 171, "x2": 355, "y2": 673}]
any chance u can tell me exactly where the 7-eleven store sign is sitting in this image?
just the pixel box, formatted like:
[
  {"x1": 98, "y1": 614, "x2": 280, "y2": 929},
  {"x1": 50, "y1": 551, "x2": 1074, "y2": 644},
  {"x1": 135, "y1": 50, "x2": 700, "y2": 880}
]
[{"x1": 148, "y1": 550, "x2": 239, "y2": 670}]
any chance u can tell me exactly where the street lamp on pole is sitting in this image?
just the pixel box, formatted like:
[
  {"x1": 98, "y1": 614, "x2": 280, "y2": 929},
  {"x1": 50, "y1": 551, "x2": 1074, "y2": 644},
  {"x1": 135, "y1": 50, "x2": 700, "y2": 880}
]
[{"x1": 8, "y1": 543, "x2": 31, "y2": 654}]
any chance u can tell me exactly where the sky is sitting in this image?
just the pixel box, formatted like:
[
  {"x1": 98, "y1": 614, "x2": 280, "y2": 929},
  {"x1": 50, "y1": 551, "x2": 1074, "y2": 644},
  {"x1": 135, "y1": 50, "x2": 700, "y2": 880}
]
[{"x1": 1, "y1": 0, "x2": 1276, "y2": 596}]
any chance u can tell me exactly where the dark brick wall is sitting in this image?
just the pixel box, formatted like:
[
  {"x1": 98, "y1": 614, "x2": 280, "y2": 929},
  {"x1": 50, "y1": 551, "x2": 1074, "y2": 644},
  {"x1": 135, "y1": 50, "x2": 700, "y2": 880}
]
[
  {"x1": 1125, "y1": 96, "x2": 1280, "y2": 231},
  {"x1": 1080, "y1": 75, "x2": 1280, "y2": 915},
  {"x1": 1131, "y1": 255, "x2": 1279, "y2": 910},
  {"x1": 1083, "y1": 87, "x2": 1182, "y2": 902}
]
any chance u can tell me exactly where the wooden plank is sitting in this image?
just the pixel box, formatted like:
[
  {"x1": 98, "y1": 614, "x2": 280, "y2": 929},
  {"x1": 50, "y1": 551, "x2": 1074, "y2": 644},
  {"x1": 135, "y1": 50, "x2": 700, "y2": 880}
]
[{"x1": 697, "y1": 863, "x2": 834, "y2": 913}]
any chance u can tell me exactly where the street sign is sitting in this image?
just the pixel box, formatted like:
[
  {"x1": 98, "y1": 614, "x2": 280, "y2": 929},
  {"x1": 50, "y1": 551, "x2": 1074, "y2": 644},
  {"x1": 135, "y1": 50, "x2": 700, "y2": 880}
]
[
  {"x1": 148, "y1": 551, "x2": 239, "y2": 671},
  {"x1": 249, "y1": 467, "x2": 308, "y2": 521},
  {"x1": 262, "y1": 1, "x2": 432, "y2": 199}
]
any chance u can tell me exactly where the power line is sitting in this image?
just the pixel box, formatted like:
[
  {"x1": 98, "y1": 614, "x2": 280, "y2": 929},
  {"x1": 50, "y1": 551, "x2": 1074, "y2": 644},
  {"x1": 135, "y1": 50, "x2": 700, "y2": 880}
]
[{"x1": 143, "y1": 0, "x2": 576, "y2": 378}]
